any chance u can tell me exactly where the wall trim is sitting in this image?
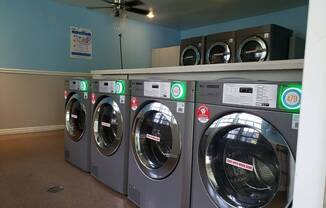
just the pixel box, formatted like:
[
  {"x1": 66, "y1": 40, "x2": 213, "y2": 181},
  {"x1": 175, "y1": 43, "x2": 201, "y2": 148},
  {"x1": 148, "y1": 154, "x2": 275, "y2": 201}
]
[
  {"x1": 0, "y1": 67, "x2": 91, "y2": 77},
  {"x1": 0, "y1": 125, "x2": 64, "y2": 136}
]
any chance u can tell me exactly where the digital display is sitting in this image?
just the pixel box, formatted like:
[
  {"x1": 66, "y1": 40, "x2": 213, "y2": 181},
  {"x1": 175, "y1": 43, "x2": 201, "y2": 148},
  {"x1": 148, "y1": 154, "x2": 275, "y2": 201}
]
[
  {"x1": 239, "y1": 87, "x2": 253, "y2": 93},
  {"x1": 152, "y1": 85, "x2": 159, "y2": 89}
]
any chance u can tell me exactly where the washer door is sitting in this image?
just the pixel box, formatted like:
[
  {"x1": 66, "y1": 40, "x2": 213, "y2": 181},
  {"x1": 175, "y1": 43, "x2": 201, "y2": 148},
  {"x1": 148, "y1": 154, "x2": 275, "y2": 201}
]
[
  {"x1": 65, "y1": 94, "x2": 86, "y2": 142},
  {"x1": 199, "y1": 112, "x2": 294, "y2": 208},
  {"x1": 93, "y1": 97, "x2": 123, "y2": 156},
  {"x1": 238, "y1": 36, "x2": 268, "y2": 62},
  {"x1": 181, "y1": 45, "x2": 201, "y2": 65},
  {"x1": 132, "y1": 102, "x2": 181, "y2": 180},
  {"x1": 206, "y1": 42, "x2": 231, "y2": 64}
]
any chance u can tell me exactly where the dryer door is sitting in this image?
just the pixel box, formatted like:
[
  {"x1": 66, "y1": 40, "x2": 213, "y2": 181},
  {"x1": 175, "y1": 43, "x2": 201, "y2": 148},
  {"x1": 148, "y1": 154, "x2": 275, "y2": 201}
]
[
  {"x1": 238, "y1": 36, "x2": 268, "y2": 62},
  {"x1": 65, "y1": 94, "x2": 86, "y2": 142},
  {"x1": 132, "y1": 102, "x2": 181, "y2": 180},
  {"x1": 93, "y1": 97, "x2": 123, "y2": 156},
  {"x1": 206, "y1": 42, "x2": 231, "y2": 64},
  {"x1": 199, "y1": 112, "x2": 295, "y2": 208},
  {"x1": 181, "y1": 45, "x2": 201, "y2": 65}
]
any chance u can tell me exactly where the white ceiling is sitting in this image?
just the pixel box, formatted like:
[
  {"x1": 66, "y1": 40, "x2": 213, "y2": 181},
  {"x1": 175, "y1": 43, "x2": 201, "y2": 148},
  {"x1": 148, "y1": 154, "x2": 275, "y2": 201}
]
[{"x1": 55, "y1": 0, "x2": 308, "y2": 30}]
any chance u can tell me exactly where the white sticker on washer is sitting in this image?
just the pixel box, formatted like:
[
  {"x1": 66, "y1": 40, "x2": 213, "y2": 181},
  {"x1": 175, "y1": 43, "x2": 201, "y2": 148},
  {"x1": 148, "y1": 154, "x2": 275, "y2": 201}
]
[
  {"x1": 94, "y1": 121, "x2": 98, "y2": 132},
  {"x1": 120, "y1": 95, "x2": 125, "y2": 104},
  {"x1": 226, "y1": 158, "x2": 253, "y2": 172},
  {"x1": 222, "y1": 83, "x2": 277, "y2": 108},
  {"x1": 71, "y1": 114, "x2": 78, "y2": 119},
  {"x1": 144, "y1": 81, "x2": 171, "y2": 98},
  {"x1": 146, "y1": 134, "x2": 160, "y2": 142},
  {"x1": 292, "y1": 114, "x2": 300, "y2": 130},
  {"x1": 176, "y1": 102, "x2": 185, "y2": 114},
  {"x1": 101, "y1": 122, "x2": 111, "y2": 128},
  {"x1": 84, "y1": 92, "x2": 88, "y2": 99}
]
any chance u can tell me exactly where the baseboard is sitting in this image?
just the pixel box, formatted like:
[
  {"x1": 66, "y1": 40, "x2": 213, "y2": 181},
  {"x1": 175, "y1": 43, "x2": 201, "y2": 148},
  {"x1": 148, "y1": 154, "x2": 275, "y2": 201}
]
[{"x1": 0, "y1": 125, "x2": 64, "y2": 136}]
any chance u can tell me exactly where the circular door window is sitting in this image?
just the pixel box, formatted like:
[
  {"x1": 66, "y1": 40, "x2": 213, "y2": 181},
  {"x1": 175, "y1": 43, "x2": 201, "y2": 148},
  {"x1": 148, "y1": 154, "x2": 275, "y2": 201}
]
[
  {"x1": 65, "y1": 94, "x2": 86, "y2": 142},
  {"x1": 132, "y1": 102, "x2": 181, "y2": 180},
  {"x1": 206, "y1": 42, "x2": 231, "y2": 64},
  {"x1": 238, "y1": 36, "x2": 268, "y2": 62},
  {"x1": 181, "y1": 45, "x2": 201, "y2": 65},
  {"x1": 93, "y1": 97, "x2": 123, "y2": 156},
  {"x1": 199, "y1": 113, "x2": 294, "y2": 207}
]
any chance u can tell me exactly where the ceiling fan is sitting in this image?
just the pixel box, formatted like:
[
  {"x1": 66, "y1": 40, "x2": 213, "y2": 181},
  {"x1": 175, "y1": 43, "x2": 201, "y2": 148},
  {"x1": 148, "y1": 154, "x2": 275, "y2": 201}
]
[{"x1": 88, "y1": 0, "x2": 152, "y2": 18}]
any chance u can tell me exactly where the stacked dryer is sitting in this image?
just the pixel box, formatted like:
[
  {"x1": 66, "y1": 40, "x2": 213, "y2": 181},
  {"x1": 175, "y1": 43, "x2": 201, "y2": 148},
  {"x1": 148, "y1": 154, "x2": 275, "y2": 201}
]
[
  {"x1": 191, "y1": 79, "x2": 301, "y2": 208},
  {"x1": 90, "y1": 79, "x2": 130, "y2": 194}
]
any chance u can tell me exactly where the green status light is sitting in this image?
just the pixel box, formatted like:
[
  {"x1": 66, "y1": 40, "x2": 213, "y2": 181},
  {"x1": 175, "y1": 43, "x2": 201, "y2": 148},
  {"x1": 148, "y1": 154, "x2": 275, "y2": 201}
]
[
  {"x1": 278, "y1": 83, "x2": 302, "y2": 112},
  {"x1": 115, "y1": 80, "x2": 126, "y2": 95},
  {"x1": 79, "y1": 80, "x2": 89, "y2": 92},
  {"x1": 171, "y1": 81, "x2": 187, "y2": 101}
]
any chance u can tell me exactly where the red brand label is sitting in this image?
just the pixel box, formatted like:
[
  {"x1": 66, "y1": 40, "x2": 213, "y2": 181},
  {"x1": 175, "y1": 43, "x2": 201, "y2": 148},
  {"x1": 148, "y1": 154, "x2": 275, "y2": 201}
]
[
  {"x1": 91, "y1": 93, "x2": 96, "y2": 105},
  {"x1": 64, "y1": 90, "x2": 68, "y2": 99},
  {"x1": 196, "y1": 104, "x2": 210, "y2": 123},
  {"x1": 146, "y1": 134, "x2": 160, "y2": 142},
  {"x1": 226, "y1": 158, "x2": 254, "y2": 172},
  {"x1": 131, "y1": 97, "x2": 138, "y2": 111}
]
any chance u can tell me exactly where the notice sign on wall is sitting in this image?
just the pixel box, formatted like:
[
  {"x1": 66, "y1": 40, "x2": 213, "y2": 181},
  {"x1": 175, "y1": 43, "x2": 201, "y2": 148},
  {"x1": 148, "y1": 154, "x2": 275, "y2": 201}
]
[{"x1": 70, "y1": 26, "x2": 92, "y2": 59}]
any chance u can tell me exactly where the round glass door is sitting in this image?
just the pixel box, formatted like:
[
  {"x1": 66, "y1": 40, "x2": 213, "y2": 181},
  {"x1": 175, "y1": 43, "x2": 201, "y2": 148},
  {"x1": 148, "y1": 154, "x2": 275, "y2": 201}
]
[
  {"x1": 132, "y1": 102, "x2": 181, "y2": 180},
  {"x1": 238, "y1": 36, "x2": 268, "y2": 62},
  {"x1": 199, "y1": 113, "x2": 294, "y2": 207},
  {"x1": 93, "y1": 97, "x2": 123, "y2": 156},
  {"x1": 206, "y1": 42, "x2": 231, "y2": 64},
  {"x1": 181, "y1": 45, "x2": 201, "y2": 65},
  {"x1": 65, "y1": 94, "x2": 86, "y2": 142}
]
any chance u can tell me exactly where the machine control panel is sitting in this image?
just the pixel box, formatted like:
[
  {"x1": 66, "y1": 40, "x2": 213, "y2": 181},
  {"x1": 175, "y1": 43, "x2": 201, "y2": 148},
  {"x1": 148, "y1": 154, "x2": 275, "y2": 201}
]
[
  {"x1": 69, "y1": 80, "x2": 80, "y2": 90},
  {"x1": 222, "y1": 83, "x2": 278, "y2": 108},
  {"x1": 98, "y1": 80, "x2": 126, "y2": 95},
  {"x1": 143, "y1": 81, "x2": 187, "y2": 101}
]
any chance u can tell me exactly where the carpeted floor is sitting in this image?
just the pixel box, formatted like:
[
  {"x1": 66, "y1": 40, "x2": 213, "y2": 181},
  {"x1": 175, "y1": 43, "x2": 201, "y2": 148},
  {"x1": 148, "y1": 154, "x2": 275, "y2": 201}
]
[{"x1": 0, "y1": 131, "x2": 136, "y2": 208}]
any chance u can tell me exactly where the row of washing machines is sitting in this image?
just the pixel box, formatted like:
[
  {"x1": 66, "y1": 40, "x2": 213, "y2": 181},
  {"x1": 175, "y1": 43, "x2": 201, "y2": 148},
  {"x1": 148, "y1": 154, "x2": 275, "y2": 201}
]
[{"x1": 64, "y1": 77, "x2": 302, "y2": 208}]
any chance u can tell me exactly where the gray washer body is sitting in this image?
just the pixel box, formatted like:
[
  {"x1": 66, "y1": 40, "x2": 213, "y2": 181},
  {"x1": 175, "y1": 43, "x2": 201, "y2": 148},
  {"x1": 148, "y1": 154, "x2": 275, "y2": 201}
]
[
  {"x1": 191, "y1": 80, "x2": 299, "y2": 208},
  {"x1": 64, "y1": 78, "x2": 91, "y2": 172},
  {"x1": 90, "y1": 79, "x2": 130, "y2": 195},
  {"x1": 128, "y1": 80, "x2": 195, "y2": 208}
]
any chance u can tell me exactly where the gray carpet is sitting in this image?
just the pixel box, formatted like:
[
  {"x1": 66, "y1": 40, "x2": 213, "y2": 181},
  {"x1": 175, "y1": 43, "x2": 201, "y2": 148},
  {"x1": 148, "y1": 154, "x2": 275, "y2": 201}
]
[{"x1": 0, "y1": 131, "x2": 136, "y2": 208}]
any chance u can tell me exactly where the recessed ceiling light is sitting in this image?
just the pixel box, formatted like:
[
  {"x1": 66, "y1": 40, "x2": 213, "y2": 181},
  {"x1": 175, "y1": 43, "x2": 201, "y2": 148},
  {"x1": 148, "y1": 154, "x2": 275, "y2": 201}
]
[{"x1": 147, "y1": 11, "x2": 155, "y2": 19}]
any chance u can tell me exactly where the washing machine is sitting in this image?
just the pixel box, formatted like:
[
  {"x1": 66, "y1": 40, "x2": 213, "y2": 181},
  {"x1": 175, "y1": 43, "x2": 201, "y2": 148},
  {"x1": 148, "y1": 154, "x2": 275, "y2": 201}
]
[
  {"x1": 128, "y1": 80, "x2": 195, "y2": 208},
  {"x1": 180, "y1": 37, "x2": 205, "y2": 66},
  {"x1": 64, "y1": 78, "x2": 91, "y2": 172},
  {"x1": 236, "y1": 24, "x2": 293, "y2": 62},
  {"x1": 191, "y1": 79, "x2": 302, "y2": 208},
  {"x1": 205, "y1": 31, "x2": 236, "y2": 64},
  {"x1": 90, "y1": 79, "x2": 130, "y2": 194}
]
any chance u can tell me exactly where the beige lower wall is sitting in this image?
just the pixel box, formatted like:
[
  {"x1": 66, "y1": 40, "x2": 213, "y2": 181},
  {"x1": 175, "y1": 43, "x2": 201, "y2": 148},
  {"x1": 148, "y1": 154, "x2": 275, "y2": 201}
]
[{"x1": 0, "y1": 73, "x2": 84, "y2": 130}]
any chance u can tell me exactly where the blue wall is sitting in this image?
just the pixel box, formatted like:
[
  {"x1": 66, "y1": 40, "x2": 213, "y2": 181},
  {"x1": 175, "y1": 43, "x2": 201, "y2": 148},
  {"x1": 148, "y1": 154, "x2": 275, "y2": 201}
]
[
  {"x1": 181, "y1": 6, "x2": 308, "y2": 39},
  {"x1": 0, "y1": 0, "x2": 180, "y2": 72},
  {"x1": 0, "y1": 1, "x2": 307, "y2": 72}
]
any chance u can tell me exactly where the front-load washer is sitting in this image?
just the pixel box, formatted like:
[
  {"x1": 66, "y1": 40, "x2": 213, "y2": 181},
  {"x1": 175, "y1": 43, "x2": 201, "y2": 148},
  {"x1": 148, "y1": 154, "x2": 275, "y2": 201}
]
[
  {"x1": 128, "y1": 80, "x2": 195, "y2": 208},
  {"x1": 64, "y1": 78, "x2": 91, "y2": 172},
  {"x1": 205, "y1": 31, "x2": 236, "y2": 64},
  {"x1": 90, "y1": 79, "x2": 130, "y2": 194},
  {"x1": 180, "y1": 37, "x2": 205, "y2": 66},
  {"x1": 191, "y1": 79, "x2": 302, "y2": 208},
  {"x1": 236, "y1": 24, "x2": 293, "y2": 62}
]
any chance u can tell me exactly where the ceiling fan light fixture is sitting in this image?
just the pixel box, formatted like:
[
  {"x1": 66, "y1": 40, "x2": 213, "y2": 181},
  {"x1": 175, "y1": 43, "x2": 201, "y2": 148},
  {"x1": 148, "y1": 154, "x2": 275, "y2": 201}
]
[{"x1": 147, "y1": 11, "x2": 155, "y2": 19}]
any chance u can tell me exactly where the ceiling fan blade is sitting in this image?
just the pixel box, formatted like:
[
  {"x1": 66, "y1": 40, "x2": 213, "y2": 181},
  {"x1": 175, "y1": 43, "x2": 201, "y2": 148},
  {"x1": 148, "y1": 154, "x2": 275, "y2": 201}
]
[
  {"x1": 124, "y1": 0, "x2": 144, "y2": 7},
  {"x1": 87, "y1": 6, "x2": 115, "y2": 10},
  {"x1": 125, "y1": 7, "x2": 150, "y2": 15},
  {"x1": 101, "y1": 0, "x2": 119, "y2": 5}
]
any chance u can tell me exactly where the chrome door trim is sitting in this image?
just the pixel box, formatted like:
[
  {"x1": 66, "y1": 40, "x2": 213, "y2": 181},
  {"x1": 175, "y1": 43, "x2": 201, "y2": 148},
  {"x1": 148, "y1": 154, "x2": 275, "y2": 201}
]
[
  {"x1": 199, "y1": 112, "x2": 295, "y2": 207},
  {"x1": 93, "y1": 96, "x2": 123, "y2": 156},
  {"x1": 206, "y1": 42, "x2": 231, "y2": 64},
  {"x1": 131, "y1": 102, "x2": 181, "y2": 180},
  {"x1": 65, "y1": 93, "x2": 86, "y2": 142},
  {"x1": 181, "y1": 45, "x2": 201, "y2": 65},
  {"x1": 237, "y1": 36, "x2": 268, "y2": 62}
]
